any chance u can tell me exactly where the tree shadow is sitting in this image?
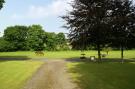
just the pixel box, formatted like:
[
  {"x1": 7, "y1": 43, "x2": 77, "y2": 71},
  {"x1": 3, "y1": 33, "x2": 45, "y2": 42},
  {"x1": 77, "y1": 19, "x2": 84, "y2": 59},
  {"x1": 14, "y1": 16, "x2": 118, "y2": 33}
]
[
  {"x1": 101, "y1": 58, "x2": 135, "y2": 62},
  {"x1": 65, "y1": 57, "x2": 135, "y2": 63},
  {"x1": 65, "y1": 57, "x2": 83, "y2": 62},
  {"x1": 67, "y1": 60, "x2": 135, "y2": 89},
  {"x1": 0, "y1": 56, "x2": 30, "y2": 62}
]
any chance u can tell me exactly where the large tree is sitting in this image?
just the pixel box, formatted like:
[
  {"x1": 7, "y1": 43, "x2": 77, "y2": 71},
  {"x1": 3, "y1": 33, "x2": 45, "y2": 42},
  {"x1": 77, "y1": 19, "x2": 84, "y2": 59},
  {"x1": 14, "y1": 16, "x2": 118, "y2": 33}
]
[
  {"x1": 110, "y1": 0, "x2": 135, "y2": 62},
  {"x1": 62, "y1": 0, "x2": 114, "y2": 61},
  {"x1": 27, "y1": 25, "x2": 46, "y2": 51},
  {"x1": 62, "y1": 0, "x2": 135, "y2": 61},
  {"x1": 4, "y1": 25, "x2": 29, "y2": 51}
]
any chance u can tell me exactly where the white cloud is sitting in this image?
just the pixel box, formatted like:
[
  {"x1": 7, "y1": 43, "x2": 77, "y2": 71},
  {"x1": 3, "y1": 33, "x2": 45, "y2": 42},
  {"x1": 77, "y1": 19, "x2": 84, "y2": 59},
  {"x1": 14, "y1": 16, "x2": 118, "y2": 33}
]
[{"x1": 11, "y1": 0, "x2": 73, "y2": 20}]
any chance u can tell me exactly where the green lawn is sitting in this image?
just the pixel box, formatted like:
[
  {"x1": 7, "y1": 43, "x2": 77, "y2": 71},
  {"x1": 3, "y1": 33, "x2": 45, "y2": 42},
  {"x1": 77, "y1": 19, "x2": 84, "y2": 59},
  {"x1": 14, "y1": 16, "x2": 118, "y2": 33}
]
[
  {"x1": 0, "y1": 60, "x2": 43, "y2": 89},
  {"x1": 68, "y1": 62, "x2": 135, "y2": 89},
  {"x1": 0, "y1": 50, "x2": 135, "y2": 89},
  {"x1": 0, "y1": 50, "x2": 134, "y2": 59}
]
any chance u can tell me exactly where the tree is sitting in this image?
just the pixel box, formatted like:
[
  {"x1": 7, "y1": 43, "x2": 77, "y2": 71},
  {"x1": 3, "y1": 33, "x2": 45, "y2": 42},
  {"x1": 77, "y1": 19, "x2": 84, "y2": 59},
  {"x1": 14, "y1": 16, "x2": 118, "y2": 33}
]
[
  {"x1": 44, "y1": 32, "x2": 69, "y2": 51},
  {"x1": 27, "y1": 25, "x2": 46, "y2": 51},
  {"x1": 2, "y1": 24, "x2": 69, "y2": 51},
  {"x1": 0, "y1": 37, "x2": 15, "y2": 52},
  {"x1": 0, "y1": 0, "x2": 4, "y2": 10},
  {"x1": 110, "y1": 0, "x2": 135, "y2": 62},
  {"x1": 62, "y1": 0, "x2": 114, "y2": 61},
  {"x1": 4, "y1": 25, "x2": 29, "y2": 51},
  {"x1": 56, "y1": 33, "x2": 68, "y2": 50},
  {"x1": 62, "y1": 0, "x2": 135, "y2": 62},
  {"x1": 45, "y1": 32, "x2": 57, "y2": 51}
]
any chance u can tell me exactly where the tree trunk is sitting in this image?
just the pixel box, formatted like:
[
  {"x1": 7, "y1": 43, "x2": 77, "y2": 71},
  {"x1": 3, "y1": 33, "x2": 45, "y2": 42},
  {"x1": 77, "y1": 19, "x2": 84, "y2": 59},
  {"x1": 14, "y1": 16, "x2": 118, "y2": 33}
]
[
  {"x1": 121, "y1": 44, "x2": 124, "y2": 63},
  {"x1": 97, "y1": 43, "x2": 102, "y2": 62}
]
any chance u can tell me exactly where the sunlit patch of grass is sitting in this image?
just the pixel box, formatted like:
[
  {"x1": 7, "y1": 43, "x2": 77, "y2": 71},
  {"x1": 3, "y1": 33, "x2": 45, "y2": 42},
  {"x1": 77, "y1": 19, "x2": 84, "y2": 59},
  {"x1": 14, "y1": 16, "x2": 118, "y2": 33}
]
[{"x1": 0, "y1": 61, "x2": 43, "y2": 89}]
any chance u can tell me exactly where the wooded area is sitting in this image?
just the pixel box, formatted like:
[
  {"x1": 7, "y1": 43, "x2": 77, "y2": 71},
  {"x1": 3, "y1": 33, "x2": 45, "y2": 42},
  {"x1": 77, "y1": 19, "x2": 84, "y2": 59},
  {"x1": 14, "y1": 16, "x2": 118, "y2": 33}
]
[{"x1": 0, "y1": 25, "x2": 69, "y2": 51}]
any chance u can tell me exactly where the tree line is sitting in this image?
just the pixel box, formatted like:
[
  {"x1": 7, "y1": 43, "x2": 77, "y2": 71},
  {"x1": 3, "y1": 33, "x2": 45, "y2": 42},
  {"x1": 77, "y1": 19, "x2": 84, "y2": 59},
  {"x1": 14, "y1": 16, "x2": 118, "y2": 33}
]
[{"x1": 0, "y1": 25, "x2": 69, "y2": 52}]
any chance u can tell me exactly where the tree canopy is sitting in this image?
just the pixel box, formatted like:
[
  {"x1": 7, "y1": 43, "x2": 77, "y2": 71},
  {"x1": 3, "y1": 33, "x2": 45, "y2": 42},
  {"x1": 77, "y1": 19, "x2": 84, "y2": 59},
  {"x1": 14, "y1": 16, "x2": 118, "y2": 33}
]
[
  {"x1": 4, "y1": 26, "x2": 29, "y2": 50},
  {"x1": 0, "y1": 25, "x2": 69, "y2": 52},
  {"x1": 27, "y1": 25, "x2": 46, "y2": 51}
]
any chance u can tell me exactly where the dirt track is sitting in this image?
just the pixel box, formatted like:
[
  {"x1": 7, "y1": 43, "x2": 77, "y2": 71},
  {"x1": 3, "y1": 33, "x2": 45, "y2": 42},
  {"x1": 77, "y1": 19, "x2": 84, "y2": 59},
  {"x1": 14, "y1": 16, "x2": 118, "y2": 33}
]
[{"x1": 23, "y1": 60, "x2": 79, "y2": 89}]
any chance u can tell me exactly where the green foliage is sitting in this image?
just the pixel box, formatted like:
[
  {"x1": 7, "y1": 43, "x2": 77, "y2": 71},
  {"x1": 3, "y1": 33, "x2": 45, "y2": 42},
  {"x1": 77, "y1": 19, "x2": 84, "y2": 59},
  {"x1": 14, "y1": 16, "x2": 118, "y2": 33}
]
[
  {"x1": 55, "y1": 33, "x2": 69, "y2": 50},
  {"x1": 1, "y1": 25, "x2": 68, "y2": 52},
  {"x1": 45, "y1": 32, "x2": 69, "y2": 51},
  {"x1": 27, "y1": 25, "x2": 46, "y2": 51},
  {"x1": 0, "y1": 38, "x2": 15, "y2": 52},
  {"x1": 4, "y1": 25, "x2": 29, "y2": 51},
  {"x1": 45, "y1": 32, "x2": 57, "y2": 51}
]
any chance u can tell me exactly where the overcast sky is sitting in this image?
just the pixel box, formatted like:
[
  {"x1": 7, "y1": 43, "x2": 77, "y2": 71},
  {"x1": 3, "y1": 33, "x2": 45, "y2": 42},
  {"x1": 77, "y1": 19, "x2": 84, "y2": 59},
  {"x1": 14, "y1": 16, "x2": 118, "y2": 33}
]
[{"x1": 0, "y1": 0, "x2": 73, "y2": 36}]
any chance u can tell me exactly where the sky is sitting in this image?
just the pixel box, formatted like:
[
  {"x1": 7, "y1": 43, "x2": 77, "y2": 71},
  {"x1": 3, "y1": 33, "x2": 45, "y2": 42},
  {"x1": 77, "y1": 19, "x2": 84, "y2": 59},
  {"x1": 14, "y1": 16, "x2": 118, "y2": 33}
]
[
  {"x1": 0, "y1": 0, "x2": 73, "y2": 36},
  {"x1": 0, "y1": 0, "x2": 135, "y2": 37}
]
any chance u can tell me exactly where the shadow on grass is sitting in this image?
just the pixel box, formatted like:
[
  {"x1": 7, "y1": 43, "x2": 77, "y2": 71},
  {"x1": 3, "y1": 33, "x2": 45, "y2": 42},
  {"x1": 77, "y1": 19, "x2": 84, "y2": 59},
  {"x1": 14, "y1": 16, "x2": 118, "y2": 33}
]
[
  {"x1": 101, "y1": 58, "x2": 135, "y2": 62},
  {"x1": 65, "y1": 57, "x2": 83, "y2": 62},
  {"x1": 65, "y1": 57, "x2": 135, "y2": 63},
  {"x1": 0, "y1": 56, "x2": 30, "y2": 62},
  {"x1": 67, "y1": 60, "x2": 135, "y2": 89}
]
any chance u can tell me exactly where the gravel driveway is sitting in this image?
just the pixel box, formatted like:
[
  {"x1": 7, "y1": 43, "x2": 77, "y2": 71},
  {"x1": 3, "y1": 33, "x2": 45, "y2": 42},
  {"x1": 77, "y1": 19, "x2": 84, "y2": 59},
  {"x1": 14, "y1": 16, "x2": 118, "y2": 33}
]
[{"x1": 23, "y1": 60, "x2": 79, "y2": 89}]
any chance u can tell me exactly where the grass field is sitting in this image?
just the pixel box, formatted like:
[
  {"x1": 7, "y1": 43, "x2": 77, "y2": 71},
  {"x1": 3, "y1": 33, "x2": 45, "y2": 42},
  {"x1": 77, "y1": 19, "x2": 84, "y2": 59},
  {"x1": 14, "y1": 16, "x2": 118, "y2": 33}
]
[
  {"x1": 68, "y1": 62, "x2": 135, "y2": 89},
  {"x1": 0, "y1": 50, "x2": 135, "y2": 89},
  {"x1": 0, "y1": 60, "x2": 43, "y2": 89},
  {"x1": 0, "y1": 50, "x2": 135, "y2": 59}
]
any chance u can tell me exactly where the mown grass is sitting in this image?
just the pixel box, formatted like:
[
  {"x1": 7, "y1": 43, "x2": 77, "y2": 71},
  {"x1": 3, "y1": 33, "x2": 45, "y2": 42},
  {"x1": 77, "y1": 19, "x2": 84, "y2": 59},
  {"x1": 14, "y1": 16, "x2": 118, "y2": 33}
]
[
  {"x1": 67, "y1": 62, "x2": 135, "y2": 89},
  {"x1": 0, "y1": 50, "x2": 135, "y2": 89},
  {"x1": 0, "y1": 60, "x2": 43, "y2": 89},
  {"x1": 0, "y1": 50, "x2": 134, "y2": 59}
]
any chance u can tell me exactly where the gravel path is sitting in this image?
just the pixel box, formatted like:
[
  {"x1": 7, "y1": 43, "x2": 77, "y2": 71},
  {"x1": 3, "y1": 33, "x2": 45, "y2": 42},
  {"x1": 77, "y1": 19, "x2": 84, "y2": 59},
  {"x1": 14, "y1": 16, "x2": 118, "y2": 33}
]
[{"x1": 23, "y1": 60, "x2": 79, "y2": 89}]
